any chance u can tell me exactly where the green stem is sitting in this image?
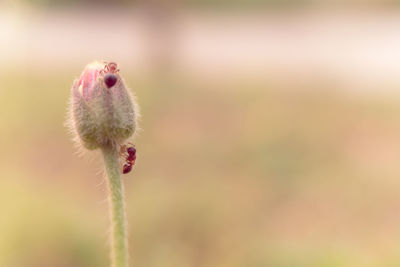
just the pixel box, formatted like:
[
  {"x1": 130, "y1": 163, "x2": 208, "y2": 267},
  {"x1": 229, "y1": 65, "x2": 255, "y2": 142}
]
[{"x1": 102, "y1": 144, "x2": 129, "y2": 267}]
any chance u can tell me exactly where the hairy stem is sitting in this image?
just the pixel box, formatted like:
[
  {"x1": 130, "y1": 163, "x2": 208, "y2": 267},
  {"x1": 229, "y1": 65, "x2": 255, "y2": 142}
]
[{"x1": 102, "y1": 144, "x2": 129, "y2": 267}]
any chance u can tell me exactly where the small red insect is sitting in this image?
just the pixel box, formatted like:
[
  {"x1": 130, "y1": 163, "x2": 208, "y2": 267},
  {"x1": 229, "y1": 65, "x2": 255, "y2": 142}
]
[
  {"x1": 100, "y1": 62, "x2": 120, "y2": 88},
  {"x1": 121, "y1": 145, "x2": 137, "y2": 174},
  {"x1": 104, "y1": 62, "x2": 119, "y2": 74},
  {"x1": 100, "y1": 62, "x2": 119, "y2": 76}
]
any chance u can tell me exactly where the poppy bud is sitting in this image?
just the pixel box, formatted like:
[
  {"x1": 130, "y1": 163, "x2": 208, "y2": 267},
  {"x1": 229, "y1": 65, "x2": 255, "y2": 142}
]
[{"x1": 68, "y1": 61, "x2": 138, "y2": 150}]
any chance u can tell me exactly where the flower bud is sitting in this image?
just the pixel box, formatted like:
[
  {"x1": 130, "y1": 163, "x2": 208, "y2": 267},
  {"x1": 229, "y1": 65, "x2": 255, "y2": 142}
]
[{"x1": 68, "y1": 61, "x2": 138, "y2": 150}]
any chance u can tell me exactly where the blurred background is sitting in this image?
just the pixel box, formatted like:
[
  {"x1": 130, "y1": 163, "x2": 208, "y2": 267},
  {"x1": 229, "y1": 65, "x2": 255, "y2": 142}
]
[{"x1": 2, "y1": 0, "x2": 400, "y2": 266}]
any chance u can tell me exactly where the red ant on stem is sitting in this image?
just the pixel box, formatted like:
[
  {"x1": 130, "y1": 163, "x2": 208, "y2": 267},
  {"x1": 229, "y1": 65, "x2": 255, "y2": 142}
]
[{"x1": 120, "y1": 143, "x2": 136, "y2": 174}]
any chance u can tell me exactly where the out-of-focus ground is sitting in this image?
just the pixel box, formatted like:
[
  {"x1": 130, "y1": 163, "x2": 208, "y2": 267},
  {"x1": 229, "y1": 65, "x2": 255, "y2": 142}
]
[{"x1": 2, "y1": 1, "x2": 400, "y2": 267}]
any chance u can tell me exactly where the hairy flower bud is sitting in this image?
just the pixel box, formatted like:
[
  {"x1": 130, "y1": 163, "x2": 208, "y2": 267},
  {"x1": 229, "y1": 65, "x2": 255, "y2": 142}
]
[{"x1": 68, "y1": 61, "x2": 138, "y2": 150}]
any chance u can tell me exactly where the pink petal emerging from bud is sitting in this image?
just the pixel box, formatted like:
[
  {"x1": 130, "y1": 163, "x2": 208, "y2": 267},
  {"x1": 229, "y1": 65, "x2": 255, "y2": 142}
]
[{"x1": 77, "y1": 61, "x2": 103, "y2": 101}]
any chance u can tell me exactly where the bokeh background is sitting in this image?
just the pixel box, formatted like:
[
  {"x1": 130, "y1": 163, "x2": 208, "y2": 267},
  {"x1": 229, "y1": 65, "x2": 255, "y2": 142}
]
[{"x1": 2, "y1": 0, "x2": 400, "y2": 266}]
